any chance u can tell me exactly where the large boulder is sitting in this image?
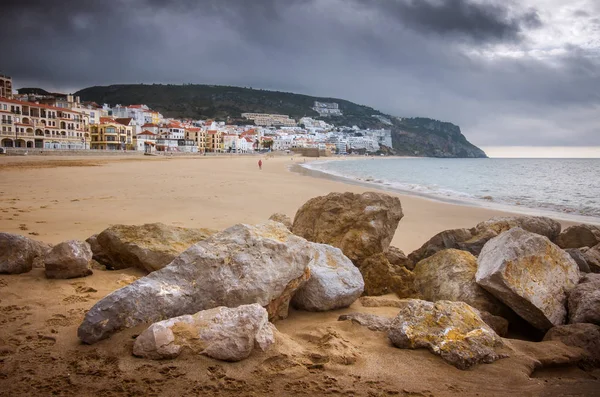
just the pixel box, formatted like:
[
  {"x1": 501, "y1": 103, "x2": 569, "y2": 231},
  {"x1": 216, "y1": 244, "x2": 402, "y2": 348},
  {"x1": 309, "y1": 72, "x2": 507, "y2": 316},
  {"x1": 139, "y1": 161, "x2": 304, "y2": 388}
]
[
  {"x1": 412, "y1": 249, "x2": 507, "y2": 316},
  {"x1": 268, "y1": 213, "x2": 292, "y2": 230},
  {"x1": 44, "y1": 240, "x2": 93, "y2": 279},
  {"x1": 291, "y1": 243, "x2": 364, "y2": 311},
  {"x1": 85, "y1": 234, "x2": 111, "y2": 265},
  {"x1": 476, "y1": 228, "x2": 580, "y2": 331},
  {"x1": 0, "y1": 233, "x2": 50, "y2": 274},
  {"x1": 568, "y1": 274, "x2": 600, "y2": 325},
  {"x1": 133, "y1": 304, "x2": 274, "y2": 361},
  {"x1": 388, "y1": 299, "x2": 504, "y2": 370},
  {"x1": 408, "y1": 228, "x2": 473, "y2": 264},
  {"x1": 78, "y1": 222, "x2": 311, "y2": 344},
  {"x1": 582, "y1": 244, "x2": 600, "y2": 273},
  {"x1": 356, "y1": 253, "x2": 414, "y2": 297},
  {"x1": 543, "y1": 323, "x2": 600, "y2": 368},
  {"x1": 555, "y1": 224, "x2": 600, "y2": 249},
  {"x1": 292, "y1": 192, "x2": 403, "y2": 263},
  {"x1": 408, "y1": 216, "x2": 562, "y2": 263},
  {"x1": 93, "y1": 223, "x2": 217, "y2": 272}
]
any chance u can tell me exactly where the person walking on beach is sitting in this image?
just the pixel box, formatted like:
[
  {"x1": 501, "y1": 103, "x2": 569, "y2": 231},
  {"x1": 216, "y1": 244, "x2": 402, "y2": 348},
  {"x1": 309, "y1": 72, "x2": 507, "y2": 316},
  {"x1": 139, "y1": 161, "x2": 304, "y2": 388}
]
[{"x1": 258, "y1": 159, "x2": 263, "y2": 170}]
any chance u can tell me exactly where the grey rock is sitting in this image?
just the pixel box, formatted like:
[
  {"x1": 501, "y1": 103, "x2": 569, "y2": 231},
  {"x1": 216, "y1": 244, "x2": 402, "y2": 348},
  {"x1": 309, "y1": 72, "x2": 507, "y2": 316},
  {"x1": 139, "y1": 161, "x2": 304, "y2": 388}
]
[
  {"x1": 291, "y1": 243, "x2": 364, "y2": 311},
  {"x1": 476, "y1": 228, "x2": 580, "y2": 331},
  {"x1": 388, "y1": 299, "x2": 504, "y2": 370},
  {"x1": 268, "y1": 213, "x2": 292, "y2": 230},
  {"x1": 78, "y1": 222, "x2": 311, "y2": 344},
  {"x1": 338, "y1": 312, "x2": 392, "y2": 332},
  {"x1": 133, "y1": 304, "x2": 275, "y2": 361},
  {"x1": 566, "y1": 248, "x2": 591, "y2": 273},
  {"x1": 0, "y1": 233, "x2": 50, "y2": 274},
  {"x1": 408, "y1": 228, "x2": 473, "y2": 264},
  {"x1": 543, "y1": 323, "x2": 600, "y2": 368},
  {"x1": 568, "y1": 274, "x2": 600, "y2": 325},
  {"x1": 94, "y1": 223, "x2": 217, "y2": 272},
  {"x1": 86, "y1": 234, "x2": 111, "y2": 265},
  {"x1": 292, "y1": 191, "x2": 403, "y2": 263},
  {"x1": 555, "y1": 224, "x2": 600, "y2": 249},
  {"x1": 44, "y1": 240, "x2": 93, "y2": 279}
]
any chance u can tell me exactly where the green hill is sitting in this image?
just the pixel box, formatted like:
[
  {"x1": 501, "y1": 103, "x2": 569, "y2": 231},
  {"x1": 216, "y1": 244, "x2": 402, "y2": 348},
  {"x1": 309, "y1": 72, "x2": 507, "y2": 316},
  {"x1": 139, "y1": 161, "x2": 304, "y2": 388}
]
[{"x1": 74, "y1": 84, "x2": 487, "y2": 158}]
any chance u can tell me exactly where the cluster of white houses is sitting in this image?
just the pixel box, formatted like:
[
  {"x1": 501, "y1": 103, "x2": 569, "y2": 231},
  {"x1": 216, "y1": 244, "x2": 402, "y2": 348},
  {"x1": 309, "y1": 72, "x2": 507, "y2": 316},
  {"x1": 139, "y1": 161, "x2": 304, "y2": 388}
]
[{"x1": 0, "y1": 75, "x2": 393, "y2": 154}]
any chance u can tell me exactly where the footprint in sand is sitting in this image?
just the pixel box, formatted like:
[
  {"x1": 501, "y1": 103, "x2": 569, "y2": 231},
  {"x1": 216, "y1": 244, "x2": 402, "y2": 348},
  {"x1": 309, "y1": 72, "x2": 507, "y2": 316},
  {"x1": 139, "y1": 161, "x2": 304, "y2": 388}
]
[
  {"x1": 62, "y1": 295, "x2": 89, "y2": 304},
  {"x1": 45, "y1": 314, "x2": 73, "y2": 327},
  {"x1": 0, "y1": 305, "x2": 32, "y2": 325}
]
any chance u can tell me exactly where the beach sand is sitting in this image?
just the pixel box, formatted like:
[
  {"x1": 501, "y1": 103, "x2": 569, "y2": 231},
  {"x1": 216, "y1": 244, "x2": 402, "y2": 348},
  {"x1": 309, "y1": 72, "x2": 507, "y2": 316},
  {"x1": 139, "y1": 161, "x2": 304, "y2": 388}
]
[{"x1": 0, "y1": 155, "x2": 597, "y2": 396}]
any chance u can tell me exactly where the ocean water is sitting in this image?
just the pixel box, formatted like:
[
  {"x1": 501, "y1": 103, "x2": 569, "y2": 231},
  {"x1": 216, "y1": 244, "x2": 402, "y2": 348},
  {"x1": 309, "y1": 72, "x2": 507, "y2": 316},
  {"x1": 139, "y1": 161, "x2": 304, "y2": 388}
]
[{"x1": 302, "y1": 158, "x2": 600, "y2": 223}]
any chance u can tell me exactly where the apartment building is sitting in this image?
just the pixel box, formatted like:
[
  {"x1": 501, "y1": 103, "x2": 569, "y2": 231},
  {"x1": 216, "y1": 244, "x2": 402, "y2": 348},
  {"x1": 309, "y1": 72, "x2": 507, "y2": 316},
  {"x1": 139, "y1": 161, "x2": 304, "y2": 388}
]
[
  {"x1": 0, "y1": 97, "x2": 88, "y2": 149},
  {"x1": 241, "y1": 113, "x2": 296, "y2": 127},
  {"x1": 185, "y1": 127, "x2": 207, "y2": 153},
  {"x1": 206, "y1": 130, "x2": 224, "y2": 153},
  {"x1": 0, "y1": 75, "x2": 13, "y2": 99},
  {"x1": 89, "y1": 118, "x2": 133, "y2": 150}
]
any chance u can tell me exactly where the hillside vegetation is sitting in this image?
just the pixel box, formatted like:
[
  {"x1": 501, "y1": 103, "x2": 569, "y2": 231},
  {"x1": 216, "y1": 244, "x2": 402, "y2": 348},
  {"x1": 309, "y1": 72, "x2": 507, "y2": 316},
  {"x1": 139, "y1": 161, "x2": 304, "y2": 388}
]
[{"x1": 75, "y1": 84, "x2": 487, "y2": 158}]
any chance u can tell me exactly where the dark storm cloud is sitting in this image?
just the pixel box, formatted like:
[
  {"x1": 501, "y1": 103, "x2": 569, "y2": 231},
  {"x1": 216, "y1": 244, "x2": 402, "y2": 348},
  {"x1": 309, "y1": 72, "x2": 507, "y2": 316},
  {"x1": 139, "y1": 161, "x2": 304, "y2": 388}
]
[
  {"x1": 357, "y1": 0, "x2": 542, "y2": 43},
  {"x1": 0, "y1": 0, "x2": 599, "y2": 147}
]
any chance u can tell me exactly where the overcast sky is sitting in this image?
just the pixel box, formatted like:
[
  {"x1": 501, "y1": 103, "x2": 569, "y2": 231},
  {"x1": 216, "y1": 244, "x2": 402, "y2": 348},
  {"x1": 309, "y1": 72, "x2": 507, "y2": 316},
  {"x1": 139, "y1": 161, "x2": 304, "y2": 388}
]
[{"x1": 1, "y1": 0, "x2": 599, "y2": 148}]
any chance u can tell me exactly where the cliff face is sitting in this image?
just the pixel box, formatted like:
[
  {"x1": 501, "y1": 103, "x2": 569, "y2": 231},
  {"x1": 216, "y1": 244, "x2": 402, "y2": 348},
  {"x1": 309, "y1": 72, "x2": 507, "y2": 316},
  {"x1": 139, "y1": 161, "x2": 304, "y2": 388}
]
[
  {"x1": 75, "y1": 84, "x2": 487, "y2": 158},
  {"x1": 391, "y1": 118, "x2": 487, "y2": 158}
]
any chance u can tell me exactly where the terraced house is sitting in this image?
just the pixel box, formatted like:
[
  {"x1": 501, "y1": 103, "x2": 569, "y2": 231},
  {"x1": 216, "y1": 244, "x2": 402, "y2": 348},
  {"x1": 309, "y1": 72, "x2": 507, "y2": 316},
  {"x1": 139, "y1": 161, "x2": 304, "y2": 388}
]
[{"x1": 0, "y1": 97, "x2": 88, "y2": 149}]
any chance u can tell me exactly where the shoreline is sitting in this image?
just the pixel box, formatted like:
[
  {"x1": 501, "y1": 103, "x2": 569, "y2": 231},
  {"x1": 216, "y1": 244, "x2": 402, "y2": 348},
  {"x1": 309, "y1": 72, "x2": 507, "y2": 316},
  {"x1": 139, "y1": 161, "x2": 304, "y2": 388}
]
[
  {"x1": 0, "y1": 154, "x2": 583, "y2": 253},
  {"x1": 294, "y1": 157, "x2": 600, "y2": 226}
]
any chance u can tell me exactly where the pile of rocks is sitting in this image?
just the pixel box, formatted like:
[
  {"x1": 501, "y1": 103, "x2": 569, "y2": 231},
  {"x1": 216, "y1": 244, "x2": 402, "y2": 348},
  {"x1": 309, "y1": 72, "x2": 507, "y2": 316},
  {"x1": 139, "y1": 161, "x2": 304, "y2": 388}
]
[{"x1": 2, "y1": 191, "x2": 599, "y2": 371}]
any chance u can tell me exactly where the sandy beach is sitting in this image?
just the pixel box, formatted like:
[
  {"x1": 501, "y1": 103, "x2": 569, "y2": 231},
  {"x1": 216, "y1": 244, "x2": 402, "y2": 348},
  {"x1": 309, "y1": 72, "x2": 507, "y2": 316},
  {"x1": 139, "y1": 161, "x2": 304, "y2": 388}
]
[
  {"x1": 0, "y1": 154, "x2": 567, "y2": 252},
  {"x1": 0, "y1": 155, "x2": 597, "y2": 396}
]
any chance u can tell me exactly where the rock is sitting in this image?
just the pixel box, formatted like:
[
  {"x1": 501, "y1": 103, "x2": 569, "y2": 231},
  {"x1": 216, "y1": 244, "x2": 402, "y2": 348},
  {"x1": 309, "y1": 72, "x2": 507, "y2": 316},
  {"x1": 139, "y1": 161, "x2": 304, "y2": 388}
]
[
  {"x1": 566, "y1": 248, "x2": 591, "y2": 273},
  {"x1": 94, "y1": 223, "x2": 217, "y2": 272},
  {"x1": 292, "y1": 192, "x2": 403, "y2": 263},
  {"x1": 78, "y1": 221, "x2": 311, "y2": 344},
  {"x1": 476, "y1": 228, "x2": 580, "y2": 331},
  {"x1": 85, "y1": 234, "x2": 111, "y2": 265},
  {"x1": 133, "y1": 304, "x2": 274, "y2": 361},
  {"x1": 388, "y1": 299, "x2": 504, "y2": 370},
  {"x1": 543, "y1": 323, "x2": 600, "y2": 368},
  {"x1": 413, "y1": 249, "x2": 507, "y2": 316},
  {"x1": 268, "y1": 213, "x2": 292, "y2": 230},
  {"x1": 582, "y1": 244, "x2": 600, "y2": 273},
  {"x1": 408, "y1": 216, "x2": 562, "y2": 263},
  {"x1": 44, "y1": 240, "x2": 93, "y2": 279},
  {"x1": 475, "y1": 310, "x2": 509, "y2": 337},
  {"x1": 338, "y1": 313, "x2": 392, "y2": 332},
  {"x1": 291, "y1": 243, "x2": 364, "y2": 311},
  {"x1": 555, "y1": 224, "x2": 600, "y2": 249},
  {"x1": 385, "y1": 246, "x2": 414, "y2": 270},
  {"x1": 357, "y1": 253, "x2": 414, "y2": 297},
  {"x1": 473, "y1": 216, "x2": 561, "y2": 242},
  {"x1": 568, "y1": 274, "x2": 600, "y2": 325},
  {"x1": 408, "y1": 228, "x2": 473, "y2": 264},
  {"x1": 0, "y1": 233, "x2": 50, "y2": 274}
]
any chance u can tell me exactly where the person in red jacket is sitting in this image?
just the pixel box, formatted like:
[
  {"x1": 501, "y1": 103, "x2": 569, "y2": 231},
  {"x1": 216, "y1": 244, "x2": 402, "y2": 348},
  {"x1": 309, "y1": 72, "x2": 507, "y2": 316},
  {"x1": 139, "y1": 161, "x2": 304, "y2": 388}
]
[{"x1": 258, "y1": 159, "x2": 263, "y2": 170}]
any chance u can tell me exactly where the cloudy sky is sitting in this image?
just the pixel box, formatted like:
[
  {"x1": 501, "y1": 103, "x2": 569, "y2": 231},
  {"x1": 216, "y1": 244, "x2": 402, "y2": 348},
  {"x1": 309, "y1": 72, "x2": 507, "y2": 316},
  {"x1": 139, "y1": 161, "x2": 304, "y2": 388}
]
[{"x1": 1, "y1": 0, "x2": 599, "y2": 149}]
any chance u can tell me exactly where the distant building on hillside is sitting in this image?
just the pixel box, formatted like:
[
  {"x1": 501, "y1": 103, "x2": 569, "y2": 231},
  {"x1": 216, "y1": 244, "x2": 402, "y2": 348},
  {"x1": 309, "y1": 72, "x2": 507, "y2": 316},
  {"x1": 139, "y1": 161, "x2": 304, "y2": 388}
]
[
  {"x1": 0, "y1": 74, "x2": 12, "y2": 99},
  {"x1": 241, "y1": 113, "x2": 296, "y2": 127},
  {"x1": 312, "y1": 101, "x2": 342, "y2": 117}
]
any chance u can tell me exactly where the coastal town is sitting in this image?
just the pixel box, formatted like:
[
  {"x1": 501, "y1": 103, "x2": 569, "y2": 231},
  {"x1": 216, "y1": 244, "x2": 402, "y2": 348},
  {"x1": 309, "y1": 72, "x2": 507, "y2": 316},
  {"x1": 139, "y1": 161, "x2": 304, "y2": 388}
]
[{"x1": 0, "y1": 74, "x2": 392, "y2": 156}]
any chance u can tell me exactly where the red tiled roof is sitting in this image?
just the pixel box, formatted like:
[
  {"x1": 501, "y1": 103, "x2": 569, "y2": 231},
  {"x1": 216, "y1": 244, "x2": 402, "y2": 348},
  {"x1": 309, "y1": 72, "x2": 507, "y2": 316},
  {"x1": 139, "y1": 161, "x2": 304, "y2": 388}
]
[
  {"x1": 0, "y1": 96, "x2": 82, "y2": 114},
  {"x1": 137, "y1": 130, "x2": 157, "y2": 136},
  {"x1": 100, "y1": 117, "x2": 115, "y2": 123},
  {"x1": 115, "y1": 118, "x2": 133, "y2": 126},
  {"x1": 142, "y1": 123, "x2": 157, "y2": 128}
]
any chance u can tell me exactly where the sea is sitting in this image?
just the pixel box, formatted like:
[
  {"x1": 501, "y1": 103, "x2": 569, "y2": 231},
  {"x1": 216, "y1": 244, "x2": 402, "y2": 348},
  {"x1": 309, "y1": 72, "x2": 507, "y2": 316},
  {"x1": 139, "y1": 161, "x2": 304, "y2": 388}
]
[{"x1": 300, "y1": 157, "x2": 600, "y2": 224}]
